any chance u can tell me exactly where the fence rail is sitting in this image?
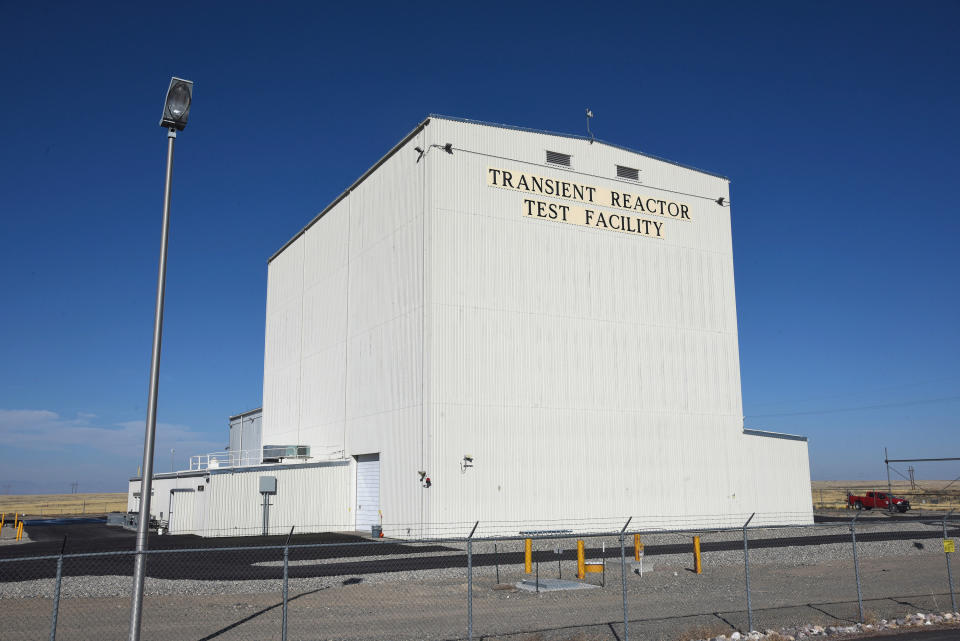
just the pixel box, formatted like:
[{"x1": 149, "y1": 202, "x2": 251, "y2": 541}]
[
  {"x1": 0, "y1": 515, "x2": 957, "y2": 641},
  {"x1": 0, "y1": 502, "x2": 126, "y2": 518}
]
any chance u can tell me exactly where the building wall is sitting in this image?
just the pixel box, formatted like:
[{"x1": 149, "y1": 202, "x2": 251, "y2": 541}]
[
  {"x1": 201, "y1": 461, "x2": 352, "y2": 536},
  {"x1": 127, "y1": 473, "x2": 208, "y2": 520},
  {"x1": 132, "y1": 463, "x2": 353, "y2": 537},
  {"x1": 260, "y1": 116, "x2": 812, "y2": 536},
  {"x1": 261, "y1": 127, "x2": 429, "y2": 528},
  {"x1": 739, "y1": 431, "x2": 813, "y2": 524},
  {"x1": 419, "y1": 118, "x2": 809, "y2": 532},
  {"x1": 228, "y1": 408, "x2": 263, "y2": 461}
]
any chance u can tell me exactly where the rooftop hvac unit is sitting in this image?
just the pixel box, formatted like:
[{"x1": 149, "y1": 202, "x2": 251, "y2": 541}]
[{"x1": 262, "y1": 444, "x2": 310, "y2": 462}]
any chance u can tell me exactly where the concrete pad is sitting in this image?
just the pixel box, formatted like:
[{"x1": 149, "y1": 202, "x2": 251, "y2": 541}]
[
  {"x1": 630, "y1": 560, "x2": 655, "y2": 574},
  {"x1": 515, "y1": 578, "x2": 600, "y2": 592}
]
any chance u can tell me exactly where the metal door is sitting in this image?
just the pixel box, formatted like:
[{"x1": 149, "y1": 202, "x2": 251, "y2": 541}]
[
  {"x1": 169, "y1": 489, "x2": 195, "y2": 534},
  {"x1": 355, "y1": 454, "x2": 380, "y2": 529}
]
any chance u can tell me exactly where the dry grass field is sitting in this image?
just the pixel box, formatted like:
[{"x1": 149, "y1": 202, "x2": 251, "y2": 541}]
[
  {"x1": 812, "y1": 480, "x2": 960, "y2": 511},
  {"x1": 0, "y1": 493, "x2": 127, "y2": 518},
  {"x1": 1, "y1": 484, "x2": 956, "y2": 521}
]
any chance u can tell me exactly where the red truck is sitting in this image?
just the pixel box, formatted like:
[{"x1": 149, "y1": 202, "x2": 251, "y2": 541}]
[{"x1": 848, "y1": 491, "x2": 911, "y2": 512}]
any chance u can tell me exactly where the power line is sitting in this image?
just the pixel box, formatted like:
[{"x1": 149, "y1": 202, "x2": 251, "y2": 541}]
[
  {"x1": 745, "y1": 394, "x2": 960, "y2": 418},
  {"x1": 746, "y1": 374, "x2": 960, "y2": 409},
  {"x1": 941, "y1": 473, "x2": 960, "y2": 492}
]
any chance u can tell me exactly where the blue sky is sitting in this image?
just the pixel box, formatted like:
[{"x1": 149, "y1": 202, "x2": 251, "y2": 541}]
[{"x1": 1, "y1": 2, "x2": 957, "y2": 493}]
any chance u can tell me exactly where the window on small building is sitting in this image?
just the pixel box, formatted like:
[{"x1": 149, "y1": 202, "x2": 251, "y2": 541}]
[
  {"x1": 546, "y1": 150, "x2": 571, "y2": 166},
  {"x1": 616, "y1": 165, "x2": 639, "y2": 181}
]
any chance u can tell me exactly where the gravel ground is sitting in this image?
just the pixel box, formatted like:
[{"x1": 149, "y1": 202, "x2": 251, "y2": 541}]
[
  {"x1": 0, "y1": 550, "x2": 955, "y2": 641},
  {"x1": 0, "y1": 521, "x2": 953, "y2": 599}
]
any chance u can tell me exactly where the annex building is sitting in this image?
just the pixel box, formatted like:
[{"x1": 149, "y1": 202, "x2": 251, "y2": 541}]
[{"x1": 129, "y1": 115, "x2": 812, "y2": 537}]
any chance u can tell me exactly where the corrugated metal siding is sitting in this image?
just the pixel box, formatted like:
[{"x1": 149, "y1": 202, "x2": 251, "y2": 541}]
[
  {"x1": 127, "y1": 480, "x2": 137, "y2": 512},
  {"x1": 127, "y1": 474, "x2": 207, "y2": 521},
  {"x1": 203, "y1": 462, "x2": 352, "y2": 537},
  {"x1": 422, "y1": 118, "x2": 805, "y2": 532},
  {"x1": 263, "y1": 239, "x2": 305, "y2": 448},
  {"x1": 260, "y1": 116, "x2": 810, "y2": 536},
  {"x1": 261, "y1": 127, "x2": 428, "y2": 529},
  {"x1": 229, "y1": 409, "x2": 263, "y2": 457},
  {"x1": 740, "y1": 432, "x2": 813, "y2": 524}
]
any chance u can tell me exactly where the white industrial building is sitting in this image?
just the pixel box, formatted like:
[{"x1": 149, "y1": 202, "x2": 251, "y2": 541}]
[{"x1": 130, "y1": 115, "x2": 812, "y2": 537}]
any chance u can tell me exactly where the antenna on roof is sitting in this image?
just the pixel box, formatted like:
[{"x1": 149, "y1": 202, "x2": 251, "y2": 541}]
[{"x1": 585, "y1": 109, "x2": 595, "y2": 144}]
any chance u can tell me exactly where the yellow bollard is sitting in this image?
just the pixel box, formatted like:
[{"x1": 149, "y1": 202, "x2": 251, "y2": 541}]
[
  {"x1": 16, "y1": 521, "x2": 23, "y2": 542},
  {"x1": 693, "y1": 536, "x2": 702, "y2": 574},
  {"x1": 524, "y1": 538, "x2": 532, "y2": 574},
  {"x1": 634, "y1": 534, "x2": 644, "y2": 561},
  {"x1": 576, "y1": 540, "x2": 586, "y2": 579}
]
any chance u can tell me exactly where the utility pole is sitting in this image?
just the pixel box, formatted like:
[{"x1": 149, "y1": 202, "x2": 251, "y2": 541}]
[{"x1": 885, "y1": 447, "x2": 894, "y2": 513}]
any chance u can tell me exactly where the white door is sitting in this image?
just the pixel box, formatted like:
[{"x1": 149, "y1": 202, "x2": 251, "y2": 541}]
[
  {"x1": 169, "y1": 490, "x2": 195, "y2": 534},
  {"x1": 355, "y1": 454, "x2": 380, "y2": 529}
]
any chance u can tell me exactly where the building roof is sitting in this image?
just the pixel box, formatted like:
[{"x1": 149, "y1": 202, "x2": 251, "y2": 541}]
[
  {"x1": 743, "y1": 428, "x2": 808, "y2": 442},
  {"x1": 430, "y1": 114, "x2": 729, "y2": 181},
  {"x1": 269, "y1": 115, "x2": 728, "y2": 263},
  {"x1": 229, "y1": 407, "x2": 262, "y2": 421}
]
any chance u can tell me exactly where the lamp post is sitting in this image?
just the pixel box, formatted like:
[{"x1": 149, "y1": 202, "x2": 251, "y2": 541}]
[{"x1": 128, "y1": 76, "x2": 193, "y2": 641}]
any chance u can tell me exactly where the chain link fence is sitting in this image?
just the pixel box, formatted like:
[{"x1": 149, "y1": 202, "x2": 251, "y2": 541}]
[{"x1": 0, "y1": 515, "x2": 956, "y2": 640}]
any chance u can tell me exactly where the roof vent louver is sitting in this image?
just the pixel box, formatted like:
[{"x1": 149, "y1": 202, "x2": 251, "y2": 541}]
[
  {"x1": 546, "y1": 150, "x2": 571, "y2": 166},
  {"x1": 616, "y1": 165, "x2": 639, "y2": 181}
]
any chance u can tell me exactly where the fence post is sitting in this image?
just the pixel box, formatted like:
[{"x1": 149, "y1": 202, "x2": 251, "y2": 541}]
[
  {"x1": 535, "y1": 549, "x2": 539, "y2": 594},
  {"x1": 742, "y1": 513, "x2": 755, "y2": 634},
  {"x1": 282, "y1": 526, "x2": 293, "y2": 641},
  {"x1": 49, "y1": 536, "x2": 67, "y2": 641},
  {"x1": 850, "y1": 513, "x2": 864, "y2": 623},
  {"x1": 944, "y1": 512, "x2": 956, "y2": 612},
  {"x1": 494, "y1": 543, "x2": 500, "y2": 585},
  {"x1": 467, "y1": 521, "x2": 478, "y2": 641},
  {"x1": 620, "y1": 517, "x2": 632, "y2": 641}
]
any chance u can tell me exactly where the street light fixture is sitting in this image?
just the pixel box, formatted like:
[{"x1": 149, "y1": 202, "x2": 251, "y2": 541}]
[
  {"x1": 159, "y1": 77, "x2": 193, "y2": 130},
  {"x1": 128, "y1": 76, "x2": 194, "y2": 641}
]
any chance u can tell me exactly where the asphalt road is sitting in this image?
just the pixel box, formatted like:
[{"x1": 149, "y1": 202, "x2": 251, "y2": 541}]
[{"x1": 1, "y1": 520, "x2": 958, "y2": 583}]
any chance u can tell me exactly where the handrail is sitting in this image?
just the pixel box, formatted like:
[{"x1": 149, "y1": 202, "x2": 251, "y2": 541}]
[
  {"x1": 188, "y1": 446, "x2": 346, "y2": 471},
  {"x1": 189, "y1": 450, "x2": 260, "y2": 471}
]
